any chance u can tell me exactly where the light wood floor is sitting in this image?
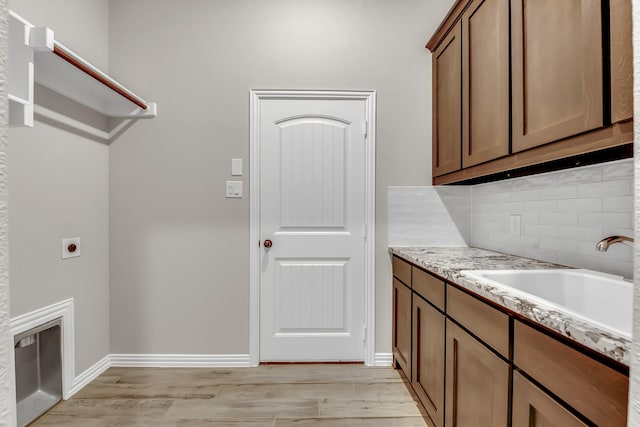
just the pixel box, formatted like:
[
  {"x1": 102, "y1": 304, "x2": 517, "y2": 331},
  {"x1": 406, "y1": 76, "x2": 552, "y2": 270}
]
[{"x1": 32, "y1": 365, "x2": 429, "y2": 426}]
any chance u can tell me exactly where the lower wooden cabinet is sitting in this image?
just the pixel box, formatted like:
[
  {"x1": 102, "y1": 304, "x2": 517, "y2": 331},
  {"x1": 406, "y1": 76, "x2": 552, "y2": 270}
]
[
  {"x1": 512, "y1": 371, "x2": 587, "y2": 427},
  {"x1": 412, "y1": 296, "x2": 445, "y2": 427},
  {"x1": 392, "y1": 278, "x2": 412, "y2": 376},
  {"x1": 391, "y1": 256, "x2": 629, "y2": 426},
  {"x1": 514, "y1": 321, "x2": 628, "y2": 426},
  {"x1": 445, "y1": 319, "x2": 509, "y2": 427}
]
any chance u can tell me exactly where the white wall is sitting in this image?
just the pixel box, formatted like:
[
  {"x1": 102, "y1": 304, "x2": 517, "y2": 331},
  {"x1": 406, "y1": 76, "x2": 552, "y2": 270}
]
[
  {"x1": 8, "y1": 0, "x2": 111, "y2": 375},
  {"x1": 108, "y1": 0, "x2": 456, "y2": 356}
]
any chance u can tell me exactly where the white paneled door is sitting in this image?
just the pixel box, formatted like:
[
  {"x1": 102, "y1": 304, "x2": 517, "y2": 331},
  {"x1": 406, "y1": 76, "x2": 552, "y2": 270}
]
[{"x1": 259, "y1": 97, "x2": 367, "y2": 361}]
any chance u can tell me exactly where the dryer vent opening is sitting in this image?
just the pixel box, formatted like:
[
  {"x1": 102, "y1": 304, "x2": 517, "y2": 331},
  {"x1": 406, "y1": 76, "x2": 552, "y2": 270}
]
[{"x1": 14, "y1": 318, "x2": 63, "y2": 427}]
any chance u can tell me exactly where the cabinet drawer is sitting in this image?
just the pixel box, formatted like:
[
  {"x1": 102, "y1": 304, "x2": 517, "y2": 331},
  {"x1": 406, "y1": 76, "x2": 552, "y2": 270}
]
[
  {"x1": 514, "y1": 321, "x2": 628, "y2": 426},
  {"x1": 446, "y1": 285, "x2": 509, "y2": 358},
  {"x1": 412, "y1": 267, "x2": 445, "y2": 311},
  {"x1": 392, "y1": 256, "x2": 412, "y2": 287}
]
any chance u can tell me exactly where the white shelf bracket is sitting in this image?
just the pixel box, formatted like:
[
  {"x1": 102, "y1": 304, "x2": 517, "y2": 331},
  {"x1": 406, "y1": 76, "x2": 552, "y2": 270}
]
[{"x1": 29, "y1": 27, "x2": 54, "y2": 52}]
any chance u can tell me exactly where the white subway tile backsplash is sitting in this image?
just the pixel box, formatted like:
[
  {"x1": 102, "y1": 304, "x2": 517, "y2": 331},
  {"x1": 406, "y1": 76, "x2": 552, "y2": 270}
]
[
  {"x1": 540, "y1": 185, "x2": 578, "y2": 200},
  {"x1": 510, "y1": 189, "x2": 540, "y2": 202},
  {"x1": 602, "y1": 159, "x2": 634, "y2": 180},
  {"x1": 540, "y1": 212, "x2": 579, "y2": 225},
  {"x1": 521, "y1": 213, "x2": 540, "y2": 225},
  {"x1": 388, "y1": 186, "x2": 469, "y2": 246},
  {"x1": 524, "y1": 224, "x2": 557, "y2": 237},
  {"x1": 601, "y1": 259, "x2": 633, "y2": 278},
  {"x1": 520, "y1": 173, "x2": 559, "y2": 189},
  {"x1": 470, "y1": 159, "x2": 633, "y2": 278},
  {"x1": 602, "y1": 195, "x2": 633, "y2": 212},
  {"x1": 387, "y1": 160, "x2": 633, "y2": 279},
  {"x1": 557, "y1": 226, "x2": 603, "y2": 241},
  {"x1": 556, "y1": 252, "x2": 603, "y2": 272},
  {"x1": 524, "y1": 200, "x2": 558, "y2": 212},
  {"x1": 557, "y1": 198, "x2": 602, "y2": 212},
  {"x1": 522, "y1": 248, "x2": 559, "y2": 263},
  {"x1": 579, "y1": 212, "x2": 631, "y2": 228},
  {"x1": 578, "y1": 179, "x2": 632, "y2": 197},
  {"x1": 556, "y1": 167, "x2": 602, "y2": 183},
  {"x1": 540, "y1": 237, "x2": 578, "y2": 253}
]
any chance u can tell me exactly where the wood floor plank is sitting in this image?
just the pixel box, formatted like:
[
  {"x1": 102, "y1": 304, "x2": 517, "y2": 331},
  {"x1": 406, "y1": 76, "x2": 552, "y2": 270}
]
[
  {"x1": 164, "y1": 398, "x2": 319, "y2": 420},
  {"x1": 318, "y1": 399, "x2": 424, "y2": 418},
  {"x1": 74, "y1": 384, "x2": 221, "y2": 400},
  {"x1": 276, "y1": 417, "x2": 428, "y2": 426},
  {"x1": 31, "y1": 365, "x2": 427, "y2": 426},
  {"x1": 215, "y1": 383, "x2": 356, "y2": 400}
]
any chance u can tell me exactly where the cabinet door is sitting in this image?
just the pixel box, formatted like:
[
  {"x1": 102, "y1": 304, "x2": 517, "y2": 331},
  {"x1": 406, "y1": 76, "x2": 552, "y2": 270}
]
[
  {"x1": 412, "y1": 296, "x2": 445, "y2": 427},
  {"x1": 512, "y1": 371, "x2": 587, "y2": 427},
  {"x1": 445, "y1": 319, "x2": 509, "y2": 427},
  {"x1": 511, "y1": 0, "x2": 603, "y2": 152},
  {"x1": 610, "y1": 0, "x2": 633, "y2": 123},
  {"x1": 392, "y1": 278, "x2": 412, "y2": 376},
  {"x1": 461, "y1": 0, "x2": 509, "y2": 167},
  {"x1": 432, "y1": 23, "x2": 462, "y2": 177}
]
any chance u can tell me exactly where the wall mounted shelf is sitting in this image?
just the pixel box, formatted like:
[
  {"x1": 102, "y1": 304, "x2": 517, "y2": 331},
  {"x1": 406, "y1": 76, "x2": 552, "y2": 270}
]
[{"x1": 9, "y1": 11, "x2": 157, "y2": 127}]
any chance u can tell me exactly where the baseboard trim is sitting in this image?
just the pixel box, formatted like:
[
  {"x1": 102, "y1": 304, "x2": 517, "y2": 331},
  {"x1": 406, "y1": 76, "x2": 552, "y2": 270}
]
[
  {"x1": 68, "y1": 355, "x2": 111, "y2": 398},
  {"x1": 374, "y1": 353, "x2": 393, "y2": 366},
  {"x1": 110, "y1": 354, "x2": 251, "y2": 368},
  {"x1": 64, "y1": 352, "x2": 389, "y2": 398}
]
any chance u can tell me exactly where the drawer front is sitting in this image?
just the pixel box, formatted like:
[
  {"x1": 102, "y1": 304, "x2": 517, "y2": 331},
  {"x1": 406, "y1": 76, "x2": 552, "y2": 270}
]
[
  {"x1": 514, "y1": 321, "x2": 628, "y2": 426},
  {"x1": 412, "y1": 267, "x2": 445, "y2": 311},
  {"x1": 446, "y1": 285, "x2": 509, "y2": 358},
  {"x1": 392, "y1": 256, "x2": 412, "y2": 287}
]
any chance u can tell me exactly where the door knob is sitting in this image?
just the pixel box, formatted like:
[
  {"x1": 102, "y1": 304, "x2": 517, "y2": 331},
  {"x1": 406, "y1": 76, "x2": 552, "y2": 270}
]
[{"x1": 263, "y1": 239, "x2": 273, "y2": 248}]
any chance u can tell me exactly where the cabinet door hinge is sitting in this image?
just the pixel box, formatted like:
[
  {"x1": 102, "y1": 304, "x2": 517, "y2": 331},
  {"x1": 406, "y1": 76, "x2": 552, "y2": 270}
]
[{"x1": 362, "y1": 120, "x2": 368, "y2": 139}]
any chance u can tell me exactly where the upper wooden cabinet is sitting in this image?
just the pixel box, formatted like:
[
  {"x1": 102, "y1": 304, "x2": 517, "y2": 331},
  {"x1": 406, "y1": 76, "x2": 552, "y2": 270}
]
[
  {"x1": 432, "y1": 23, "x2": 462, "y2": 177},
  {"x1": 462, "y1": 0, "x2": 510, "y2": 166},
  {"x1": 511, "y1": 0, "x2": 603, "y2": 152},
  {"x1": 427, "y1": 0, "x2": 634, "y2": 184},
  {"x1": 610, "y1": 0, "x2": 633, "y2": 123}
]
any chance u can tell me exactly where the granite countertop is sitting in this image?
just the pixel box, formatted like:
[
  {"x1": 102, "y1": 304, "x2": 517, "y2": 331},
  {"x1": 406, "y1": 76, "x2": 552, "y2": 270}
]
[{"x1": 389, "y1": 246, "x2": 630, "y2": 366}]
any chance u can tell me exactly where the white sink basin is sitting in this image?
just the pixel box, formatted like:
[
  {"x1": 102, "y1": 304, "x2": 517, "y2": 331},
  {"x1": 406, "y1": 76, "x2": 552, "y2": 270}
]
[{"x1": 459, "y1": 269, "x2": 632, "y2": 339}]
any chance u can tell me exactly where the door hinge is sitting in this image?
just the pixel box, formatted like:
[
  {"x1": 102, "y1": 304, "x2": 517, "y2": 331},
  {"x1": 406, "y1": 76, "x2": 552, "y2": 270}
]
[
  {"x1": 363, "y1": 325, "x2": 367, "y2": 342},
  {"x1": 364, "y1": 222, "x2": 367, "y2": 242},
  {"x1": 362, "y1": 120, "x2": 368, "y2": 139}
]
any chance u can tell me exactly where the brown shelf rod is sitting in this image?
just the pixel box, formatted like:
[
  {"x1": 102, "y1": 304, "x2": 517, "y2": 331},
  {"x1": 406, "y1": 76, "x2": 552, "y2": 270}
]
[{"x1": 52, "y1": 43, "x2": 148, "y2": 110}]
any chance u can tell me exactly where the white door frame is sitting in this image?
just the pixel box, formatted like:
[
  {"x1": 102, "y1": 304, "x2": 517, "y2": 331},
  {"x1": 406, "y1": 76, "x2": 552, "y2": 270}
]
[{"x1": 249, "y1": 89, "x2": 376, "y2": 366}]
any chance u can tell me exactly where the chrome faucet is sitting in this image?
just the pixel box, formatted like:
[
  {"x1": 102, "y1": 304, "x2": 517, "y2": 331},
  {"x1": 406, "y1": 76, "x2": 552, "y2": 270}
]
[{"x1": 596, "y1": 235, "x2": 634, "y2": 252}]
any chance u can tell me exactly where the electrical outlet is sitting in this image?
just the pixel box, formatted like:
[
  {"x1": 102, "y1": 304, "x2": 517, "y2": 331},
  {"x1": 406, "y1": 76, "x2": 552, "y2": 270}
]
[
  {"x1": 62, "y1": 237, "x2": 81, "y2": 259},
  {"x1": 509, "y1": 214, "x2": 522, "y2": 236}
]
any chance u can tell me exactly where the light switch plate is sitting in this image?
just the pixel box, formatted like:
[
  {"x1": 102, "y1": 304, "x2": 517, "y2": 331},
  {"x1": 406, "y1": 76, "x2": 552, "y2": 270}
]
[
  {"x1": 226, "y1": 181, "x2": 243, "y2": 198},
  {"x1": 62, "y1": 237, "x2": 81, "y2": 259},
  {"x1": 231, "y1": 159, "x2": 243, "y2": 176}
]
